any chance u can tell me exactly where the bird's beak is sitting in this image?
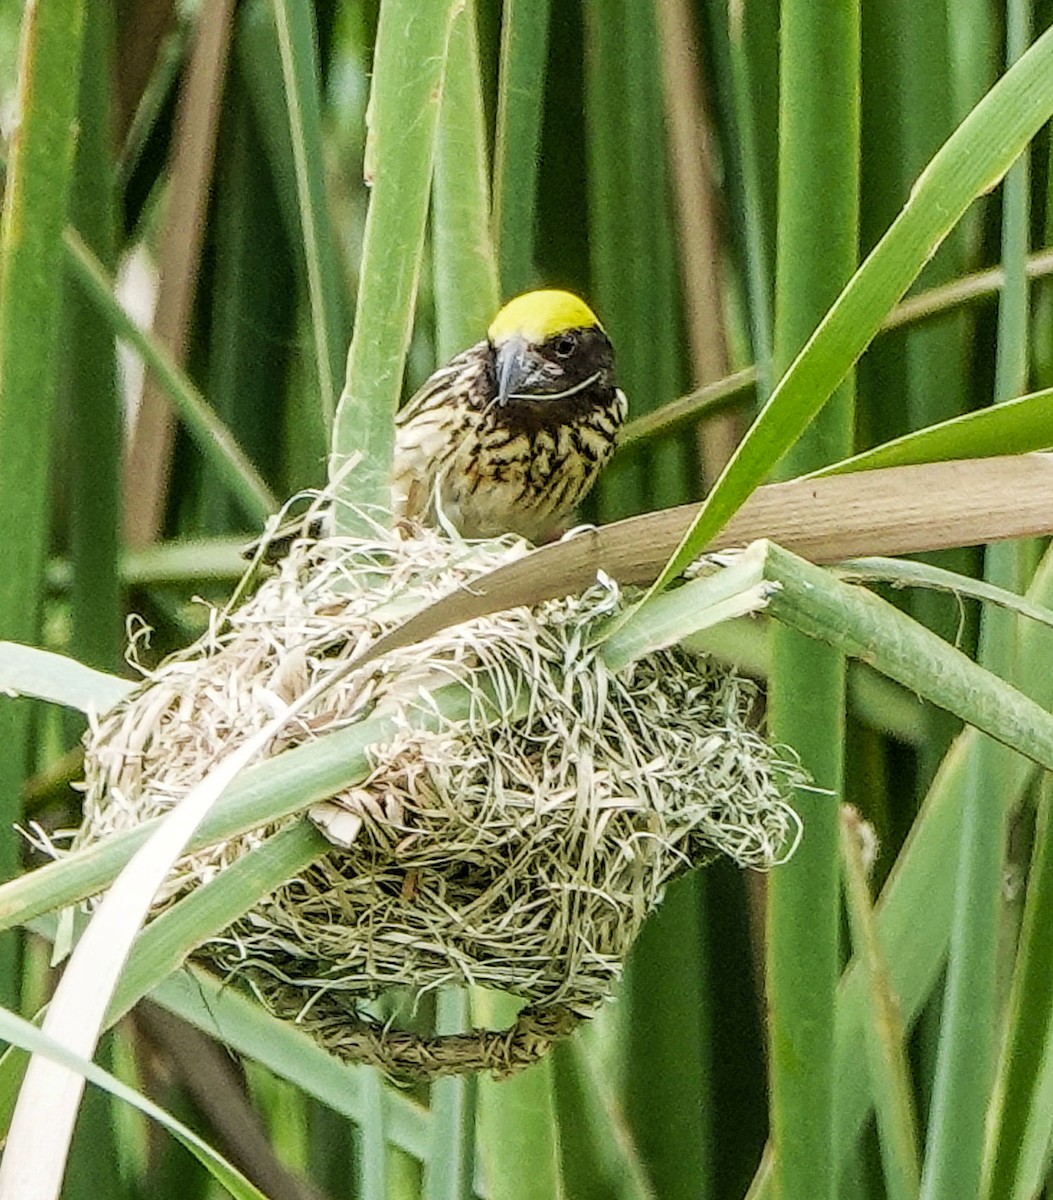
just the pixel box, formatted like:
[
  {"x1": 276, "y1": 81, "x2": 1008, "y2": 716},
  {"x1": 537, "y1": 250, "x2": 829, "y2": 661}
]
[{"x1": 495, "y1": 335, "x2": 530, "y2": 406}]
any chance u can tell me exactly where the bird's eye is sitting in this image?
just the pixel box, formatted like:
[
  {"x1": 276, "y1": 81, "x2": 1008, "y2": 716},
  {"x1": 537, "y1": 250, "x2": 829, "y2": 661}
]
[{"x1": 553, "y1": 332, "x2": 578, "y2": 358}]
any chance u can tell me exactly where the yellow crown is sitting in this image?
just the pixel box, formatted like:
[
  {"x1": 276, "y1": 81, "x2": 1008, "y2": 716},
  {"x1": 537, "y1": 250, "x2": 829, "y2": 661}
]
[{"x1": 488, "y1": 289, "x2": 602, "y2": 344}]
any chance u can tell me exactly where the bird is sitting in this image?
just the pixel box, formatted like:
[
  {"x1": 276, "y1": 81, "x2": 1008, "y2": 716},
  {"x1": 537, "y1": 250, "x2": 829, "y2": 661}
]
[
  {"x1": 252, "y1": 289, "x2": 626, "y2": 560},
  {"x1": 392, "y1": 288, "x2": 626, "y2": 541}
]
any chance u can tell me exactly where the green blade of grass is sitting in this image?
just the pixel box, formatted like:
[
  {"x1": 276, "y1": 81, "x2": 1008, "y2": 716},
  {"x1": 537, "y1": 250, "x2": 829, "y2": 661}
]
[
  {"x1": 0, "y1": 643, "x2": 134, "y2": 714},
  {"x1": 66, "y1": 4, "x2": 122, "y2": 677},
  {"x1": 551, "y1": 1034, "x2": 654, "y2": 1200},
  {"x1": 598, "y1": 544, "x2": 773, "y2": 671},
  {"x1": 0, "y1": 0, "x2": 87, "y2": 646},
  {"x1": 725, "y1": 0, "x2": 776, "y2": 393},
  {"x1": 492, "y1": 0, "x2": 551, "y2": 297},
  {"x1": 645, "y1": 20, "x2": 1053, "y2": 597},
  {"x1": 432, "y1": 0, "x2": 499, "y2": 361},
  {"x1": 878, "y1": 0, "x2": 970, "y2": 438},
  {"x1": 623, "y1": 877, "x2": 711, "y2": 1200},
  {"x1": 203, "y1": 70, "x2": 298, "y2": 532},
  {"x1": 621, "y1": 0, "x2": 686, "y2": 516},
  {"x1": 357, "y1": 1067, "x2": 388, "y2": 1198},
  {"x1": 840, "y1": 807, "x2": 922, "y2": 1200},
  {"x1": 1034, "y1": 35, "x2": 1053, "y2": 399},
  {"x1": 832, "y1": 557, "x2": 1053, "y2": 630},
  {"x1": 588, "y1": 0, "x2": 688, "y2": 523},
  {"x1": 329, "y1": 0, "x2": 461, "y2": 530},
  {"x1": 475, "y1": 990, "x2": 562, "y2": 1200},
  {"x1": 270, "y1": 0, "x2": 344, "y2": 429},
  {"x1": 232, "y1": 3, "x2": 349, "y2": 481},
  {"x1": 152, "y1": 965, "x2": 432, "y2": 1160},
  {"x1": 0, "y1": 1006, "x2": 268, "y2": 1200},
  {"x1": 814, "y1": 387, "x2": 1053, "y2": 475},
  {"x1": 921, "y1": 9, "x2": 1034, "y2": 1196},
  {"x1": 871, "y1": 1, "x2": 972, "y2": 795},
  {"x1": 767, "y1": 632, "x2": 845, "y2": 1200},
  {"x1": 621, "y1": 247, "x2": 1053, "y2": 456},
  {"x1": 585, "y1": 3, "x2": 699, "y2": 1182},
  {"x1": 0, "y1": 0, "x2": 87, "y2": 1007},
  {"x1": 617, "y1": 367, "x2": 758, "y2": 452},
  {"x1": 765, "y1": 4, "x2": 858, "y2": 1198},
  {"x1": 422, "y1": 989, "x2": 477, "y2": 1200},
  {"x1": 981, "y1": 12, "x2": 1053, "y2": 1196},
  {"x1": 583, "y1": 0, "x2": 644, "y2": 521},
  {"x1": 920, "y1": 722, "x2": 1014, "y2": 1200},
  {"x1": 983, "y1": 780, "x2": 1053, "y2": 1198},
  {"x1": 63, "y1": 231, "x2": 277, "y2": 523}
]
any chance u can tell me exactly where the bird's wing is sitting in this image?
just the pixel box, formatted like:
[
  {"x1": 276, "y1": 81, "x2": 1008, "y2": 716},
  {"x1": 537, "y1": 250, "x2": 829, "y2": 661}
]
[
  {"x1": 392, "y1": 399, "x2": 461, "y2": 521},
  {"x1": 395, "y1": 343, "x2": 488, "y2": 427},
  {"x1": 391, "y1": 342, "x2": 490, "y2": 521}
]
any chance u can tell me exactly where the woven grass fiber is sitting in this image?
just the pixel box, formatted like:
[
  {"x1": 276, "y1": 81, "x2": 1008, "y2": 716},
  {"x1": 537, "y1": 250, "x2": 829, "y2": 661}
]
[{"x1": 77, "y1": 518, "x2": 802, "y2": 1077}]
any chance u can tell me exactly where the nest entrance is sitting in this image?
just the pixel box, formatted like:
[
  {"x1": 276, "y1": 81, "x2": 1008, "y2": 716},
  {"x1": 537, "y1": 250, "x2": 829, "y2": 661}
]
[{"x1": 78, "y1": 525, "x2": 801, "y2": 1077}]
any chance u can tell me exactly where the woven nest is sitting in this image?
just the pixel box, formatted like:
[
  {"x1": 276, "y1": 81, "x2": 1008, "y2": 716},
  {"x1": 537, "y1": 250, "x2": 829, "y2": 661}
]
[{"x1": 77, "y1": 519, "x2": 802, "y2": 1078}]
